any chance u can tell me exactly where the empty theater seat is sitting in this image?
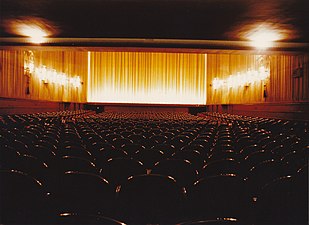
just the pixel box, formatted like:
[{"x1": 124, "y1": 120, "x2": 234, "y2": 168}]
[
  {"x1": 0, "y1": 170, "x2": 50, "y2": 223},
  {"x1": 116, "y1": 174, "x2": 186, "y2": 224},
  {"x1": 254, "y1": 173, "x2": 308, "y2": 225},
  {"x1": 152, "y1": 158, "x2": 199, "y2": 189},
  {"x1": 54, "y1": 212, "x2": 126, "y2": 225},
  {"x1": 51, "y1": 171, "x2": 115, "y2": 216},
  {"x1": 176, "y1": 217, "x2": 242, "y2": 225},
  {"x1": 188, "y1": 174, "x2": 250, "y2": 222},
  {"x1": 100, "y1": 157, "x2": 147, "y2": 187},
  {"x1": 0, "y1": 110, "x2": 308, "y2": 224}
]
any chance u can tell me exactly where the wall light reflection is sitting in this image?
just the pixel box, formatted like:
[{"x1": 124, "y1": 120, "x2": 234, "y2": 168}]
[
  {"x1": 36, "y1": 65, "x2": 81, "y2": 87},
  {"x1": 212, "y1": 66, "x2": 270, "y2": 90}
]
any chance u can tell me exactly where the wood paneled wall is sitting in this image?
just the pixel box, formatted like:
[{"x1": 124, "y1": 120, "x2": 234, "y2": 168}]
[
  {"x1": 0, "y1": 50, "x2": 25, "y2": 98},
  {"x1": 207, "y1": 53, "x2": 309, "y2": 104},
  {"x1": 0, "y1": 50, "x2": 88, "y2": 103},
  {"x1": 0, "y1": 97, "x2": 60, "y2": 115},
  {"x1": 207, "y1": 54, "x2": 262, "y2": 104},
  {"x1": 206, "y1": 53, "x2": 309, "y2": 120},
  {"x1": 0, "y1": 97, "x2": 85, "y2": 115},
  {"x1": 269, "y1": 54, "x2": 309, "y2": 102}
]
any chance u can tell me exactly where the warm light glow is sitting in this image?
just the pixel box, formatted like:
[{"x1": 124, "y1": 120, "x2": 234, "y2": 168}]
[
  {"x1": 70, "y1": 76, "x2": 82, "y2": 88},
  {"x1": 247, "y1": 25, "x2": 282, "y2": 49},
  {"x1": 212, "y1": 66, "x2": 270, "y2": 89},
  {"x1": 213, "y1": 77, "x2": 225, "y2": 89},
  {"x1": 24, "y1": 50, "x2": 35, "y2": 73},
  {"x1": 87, "y1": 52, "x2": 207, "y2": 105},
  {"x1": 35, "y1": 65, "x2": 81, "y2": 87},
  {"x1": 87, "y1": 51, "x2": 91, "y2": 100},
  {"x1": 89, "y1": 87, "x2": 205, "y2": 104},
  {"x1": 3, "y1": 17, "x2": 58, "y2": 44},
  {"x1": 18, "y1": 24, "x2": 48, "y2": 43}
]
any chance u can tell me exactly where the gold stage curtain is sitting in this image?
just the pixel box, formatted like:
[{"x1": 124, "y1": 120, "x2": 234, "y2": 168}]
[{"x1": 88, "y1": 52, "x2": 207, "y2": 104}]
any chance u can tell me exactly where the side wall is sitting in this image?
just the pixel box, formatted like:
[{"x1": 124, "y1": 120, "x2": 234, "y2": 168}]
[
  {"x1": 0, "y1": 97, "x2": 84, "y2": 115},
  {"x1": 206, "y1": 53, "x2": 309, "y2": 120},
  {"x1": 0, "y1": 50, "x2": 88, "y2": 114}
]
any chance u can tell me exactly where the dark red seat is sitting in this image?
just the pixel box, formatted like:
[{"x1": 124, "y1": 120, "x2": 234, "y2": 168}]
[
  {"x1": 188, "y1": 174, "x2": 249, "y2": 221},
  {"x1": 0, "y1": 170, "x2": 49, "y2": 223},
  {"x1": 254, "y1": 173, "x2": 308, "y2": 225},
  {"x1": 0, "y1": 146, "x2": 20, "y2": 170},
  {"x1": 55, "y1": 212, "x2": 126, "y2": 225},
  {"x1": 60, "y1": 145, "x2": 94, "y2": 161},
  {"x1": 172, "y1": 149, "x2": 205, "y2": 171},
  {"x1": 177, "y1": 217, "x2": 242, "y2": 225},
  {"x1": 53, "y1": 171, "x2": 115, "y2": 215},
  {"x1": 135, "y1": 147, "x2": 165, "y2": 169},
  {"x1": 116, "y1": 174, "x2": 186, "y2": 224},
  {"x1": 57, "y1": 156, "x2": 98, "y2": 174},
  {"x1": 152, "y1": 159, "x2": 198, "y2": 188},
  {"x1": 121, "y1": 143, "x2": 145, "y2": 156},
  {"x1": 100, "y1": 157, "x2": 146, "y2": 187},
  {"x1": 201, "y1": 158, "x2": 240, "y2": 178},
  {"x1": 244, "y1": 159, "x2": 290, "y2": 197},
  {"x1": 94, "y1": 148, "x2": 129, "y2": 168},
  {"x1": 112, "y1": 137, "x2": 134, "y2": 148}
]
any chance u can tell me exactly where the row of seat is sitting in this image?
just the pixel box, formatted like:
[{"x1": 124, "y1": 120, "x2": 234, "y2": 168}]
[{"x1": 0, "y1": 110, "x2": 308, "y2": 224}]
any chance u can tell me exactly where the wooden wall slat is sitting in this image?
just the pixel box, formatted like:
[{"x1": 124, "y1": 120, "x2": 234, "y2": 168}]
[
  {"x1": 0, "y1": 50, "x2": 88, "y2": 103},
  {"x1": 207, "y1": 53, "x2": 309, "y2": 105}
]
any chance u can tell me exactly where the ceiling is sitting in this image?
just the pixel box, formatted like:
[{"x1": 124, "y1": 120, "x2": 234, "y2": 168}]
[{"x1": 1, "y1": 0, "x2": 309, "y2": 45}]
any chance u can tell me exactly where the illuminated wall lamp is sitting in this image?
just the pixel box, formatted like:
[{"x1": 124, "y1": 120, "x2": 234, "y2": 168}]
[
  {"x1": 212, "y1": 66, "x2": 270, "y2": 90},
  {"x1": 36, "y1": 65, "x2": 82, "y2": 87},
  {"x1": 212, "y1": 78, "x2": 225, "y2": 89}
]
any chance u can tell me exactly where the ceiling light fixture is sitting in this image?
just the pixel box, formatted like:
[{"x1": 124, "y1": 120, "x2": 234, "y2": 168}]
[
  {"x1": 247, "y1": 25, "x2": 282, "y2": 49},
  {"x1": 4, "y1": 17, "x2": 58, "y2": 44},
  {"x1": 18, "y1": 24, "x2": 48, "y2": 44}
]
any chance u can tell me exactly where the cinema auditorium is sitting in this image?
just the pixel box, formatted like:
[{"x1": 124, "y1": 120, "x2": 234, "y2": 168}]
[{"x1": 0, "y1": 0, "x2": 308, "y2": 224}]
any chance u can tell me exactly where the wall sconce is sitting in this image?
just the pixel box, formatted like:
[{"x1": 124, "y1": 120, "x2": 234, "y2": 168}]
[
  {"x1": 212, "y1": 77, "x2": 225, "y2": 89},
  {"x1": 212, "y1": 55, "x2": 270, "y2": 90},
  {"x1": 24, "y1": 50, "x2": 35, "y2": 94},
  {"x1": 35, "y1": 65, "x2": 82, "y2": 87},
  {"x1": 24, "y1": 50, "x2": 35, "y2": 74}
]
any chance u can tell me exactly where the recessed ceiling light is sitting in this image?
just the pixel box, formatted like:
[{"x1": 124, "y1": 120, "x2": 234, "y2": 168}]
[
  {"x1": 18, "y1": 24, "x2": 48, "y2": 43},
  {"x1": 247, "y1": 25, "x2": 283, "y2": 49},
  {"x1": 3, "y1": 17, "x2": 58, "y2": 44}
]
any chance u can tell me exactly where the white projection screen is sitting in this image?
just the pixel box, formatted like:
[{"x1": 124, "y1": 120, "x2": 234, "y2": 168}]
[{"x1": 87, "y1": 51, "x2": 207, "y2": 104}]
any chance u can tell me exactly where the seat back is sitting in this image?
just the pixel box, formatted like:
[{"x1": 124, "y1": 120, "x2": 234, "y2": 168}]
[
  {"x1": 152, "y1": 159, "x2": 198, "y2": 188},
  {"x1": 54, "y1": 171, "x2": 115, "y2": 215},
  {"x1": 100, "y1": 157, "x2": 146, "y2": 187},
  {"x1": 57, "y1": 156, "x2": 98, "y2": 174},
  {"x1": 189, "y1": 174, "x2": 249, "y2": 220},
  {"x1": 172, "y1": 149, "x2": 205, "y2": 171},
  {"x1": 0, "y1": 170, "x2": 49, "y2": 223},
  {"x1": 255, "y1": 174, "x2": 308, "y2": 225},
  {"x1": 135, "y1": 148, "x2": 165, "y2": 169},
  {"x1": 116, "y1": 174, "x2": 186, "y2": 224},
  {"x1": 55, "y1": 212, "x2": 126, "y2": 225},
  {"x1": 201, "y1": 158, "x2": 240, "y2": 178}
]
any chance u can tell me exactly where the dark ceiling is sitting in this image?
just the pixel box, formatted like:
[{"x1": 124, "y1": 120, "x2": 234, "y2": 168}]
[{"x1": 1, "y1": 0, "x2": 309, "y2": 43}]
